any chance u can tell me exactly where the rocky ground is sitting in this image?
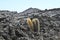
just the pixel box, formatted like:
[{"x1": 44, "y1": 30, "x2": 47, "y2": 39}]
[{"x1": 0, "y1": 8, "x2": 60, "y2": 40}]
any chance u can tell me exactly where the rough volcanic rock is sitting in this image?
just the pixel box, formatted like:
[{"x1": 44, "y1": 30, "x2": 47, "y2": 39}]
[{"x1": 0, "y1": 8, "x2": 60, "y2": 40}]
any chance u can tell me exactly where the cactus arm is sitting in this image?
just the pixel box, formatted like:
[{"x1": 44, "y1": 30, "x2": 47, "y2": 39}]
[
  {"x1": 32, "y1": 18, "x2": 40, "y2": 32},
  {"x1": 26, "y1": 18, "x2": 34, "y2": 31}
]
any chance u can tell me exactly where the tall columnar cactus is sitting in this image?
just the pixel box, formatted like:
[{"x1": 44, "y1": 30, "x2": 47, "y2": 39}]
[
  {"x1": 27, "y1": 17, "x2": 34, "y2": 32},
  {"x1": 32, "y1": 18, "x2": 40, "y2": 32},
  {"x1": 27, "y1": 17, "x2": 40, "y2": 32}
]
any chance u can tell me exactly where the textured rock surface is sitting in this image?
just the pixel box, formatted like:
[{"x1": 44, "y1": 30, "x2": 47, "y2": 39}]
[{"x1": 0, "y1": 8, "x2": 60, "y2": 40}]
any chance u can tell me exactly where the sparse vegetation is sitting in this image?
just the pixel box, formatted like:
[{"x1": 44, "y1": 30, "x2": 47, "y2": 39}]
[{"x1": 27, "y1": 17, "x2": 40, "y2": 32}]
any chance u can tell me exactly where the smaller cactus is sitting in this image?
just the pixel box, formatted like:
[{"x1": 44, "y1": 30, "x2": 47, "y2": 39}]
[{"x1": 32, "y1": 18, "x2": 40, "y2": 32}]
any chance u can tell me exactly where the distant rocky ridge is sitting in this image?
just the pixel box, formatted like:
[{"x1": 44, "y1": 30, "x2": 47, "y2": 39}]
[{"x1": 0, "y1": 8, "x2": 60, "y2": 40}]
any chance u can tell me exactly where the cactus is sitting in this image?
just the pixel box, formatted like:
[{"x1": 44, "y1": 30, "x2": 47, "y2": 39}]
[
  {"x1": 27, "y1": 17, "x2": 40, "y2": 32},
  {"x1": 32, "y1": 18, "x2": 40, "y2": 32},
  {"x1": 26, "y1": 17, "x2": 34, "y2": 32}
]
